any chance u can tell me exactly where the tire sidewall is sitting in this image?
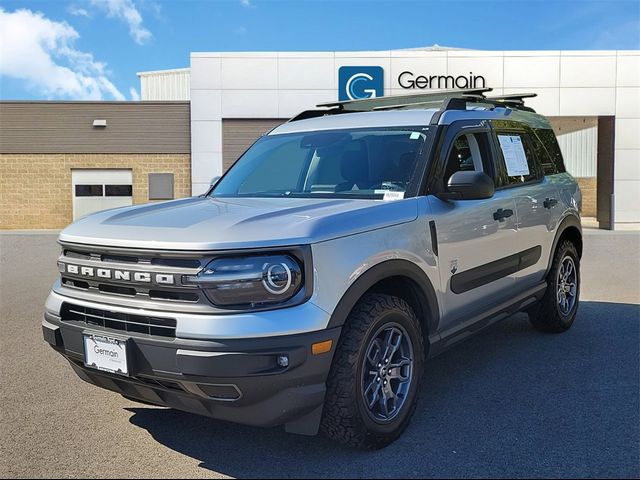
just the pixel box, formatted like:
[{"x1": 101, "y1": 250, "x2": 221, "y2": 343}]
[{"x1": 354, "y1": 307, "x2": 424, "y2": 436}]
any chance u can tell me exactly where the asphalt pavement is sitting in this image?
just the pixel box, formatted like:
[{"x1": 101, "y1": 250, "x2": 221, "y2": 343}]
[{"x1": 1, "y1": 230, "x2": 638, "y2": 478}]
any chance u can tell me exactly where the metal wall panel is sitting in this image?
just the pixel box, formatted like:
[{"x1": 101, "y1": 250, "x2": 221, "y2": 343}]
[
  {"x1": 139, "y1": 68, "x2": 191, "y2": 101},
  {"x1": 0, "y1": 102, "x2": 190, "y2": 154},
  {"x1": 548, "y1": 116, "x2": 598, "y2": 178},
  {"x1": 557, "y1": 126, "x2": 598, "y2": 177},
  {"x1": 222, "y1": 119, "x2": 285, "y2": 171}
]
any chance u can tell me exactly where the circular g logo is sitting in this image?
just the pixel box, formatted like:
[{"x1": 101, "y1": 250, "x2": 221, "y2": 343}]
[
  {"x1": 338, "y1": 66, "x2": 384, "y2": 101},
  {"x1": 346, "y1": 73, "x2": 377, "y2": 100}
]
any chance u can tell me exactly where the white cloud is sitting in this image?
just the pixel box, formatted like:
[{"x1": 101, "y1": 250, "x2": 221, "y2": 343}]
[
  {"x1": 0, "y1": 8, "x2": 125, "y2": 100},
  {"x1": 90, "y1": 0, "x2": 151, "y2": 45},
  {"x1": 240, "y1": 0, "x2": 252, "y2": 7},
  {"x1": 67, "y1": 5, "x2": 91, "y2": 17},
  {"x1": 129, "y1": 86, "x2": 140, "y2": 101}
]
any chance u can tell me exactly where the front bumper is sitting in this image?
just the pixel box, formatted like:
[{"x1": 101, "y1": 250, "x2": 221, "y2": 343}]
[{"x1": 43, "y1": 311, "x2": 341, "y2": 435}]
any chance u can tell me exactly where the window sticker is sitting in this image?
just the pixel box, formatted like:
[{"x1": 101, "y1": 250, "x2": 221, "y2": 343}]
[
  {"x1": 498, "y1": 135, "x2": 530, "y2": 176},
  {"x1": 409, "y1": 132, "x2": 421, "y2": 140},
  {"x1": 382, "y1": 190, "x2": 405, "y2": 201}
]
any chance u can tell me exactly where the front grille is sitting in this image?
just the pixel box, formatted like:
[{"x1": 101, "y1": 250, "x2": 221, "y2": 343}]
[
  {"x1": 63, "y1": 249, "x2": 203, "y2": 269},
  {"x1": 58, "y1": 245, "x2": 206, "y2": 306},
  {"x1": 98, "y1": 284, "x2": 136, "y2": 296},
  {"x1": 60, "y1": 302, "x2": 177, "y2": 338}
]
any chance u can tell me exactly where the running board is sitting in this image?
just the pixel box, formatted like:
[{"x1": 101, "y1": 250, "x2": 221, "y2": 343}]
[{"x1": 428, "y1": 282, "x2": 547, "y2": 358}]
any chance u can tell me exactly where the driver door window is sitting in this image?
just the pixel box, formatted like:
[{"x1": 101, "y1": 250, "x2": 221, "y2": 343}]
[{"x1": 443, "y1": 132, "x2": 493, "y2": 190}]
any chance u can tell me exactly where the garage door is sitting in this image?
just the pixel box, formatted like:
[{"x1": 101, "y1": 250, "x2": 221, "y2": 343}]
[
  {"x1": 72, "y1": 169, "x2": 133, "y2": 220},
  {"x1": 222, "y1": 119, "x2": 286, "y2": 171}
]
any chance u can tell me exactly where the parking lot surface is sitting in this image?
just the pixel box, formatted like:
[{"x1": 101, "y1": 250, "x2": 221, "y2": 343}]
[{"x1": 1, "y1": 230, "x2": 638, "y2": 479}]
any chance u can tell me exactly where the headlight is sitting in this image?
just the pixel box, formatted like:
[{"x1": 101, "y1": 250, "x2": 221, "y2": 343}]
[{"x1": 184, "y1": 254, "x2": 304, "y2": 308}]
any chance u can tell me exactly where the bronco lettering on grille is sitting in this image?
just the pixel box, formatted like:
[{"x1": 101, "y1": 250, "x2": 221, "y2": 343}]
[{"x1": 63, "y1": 263, "x2": 175, "y2": 285}]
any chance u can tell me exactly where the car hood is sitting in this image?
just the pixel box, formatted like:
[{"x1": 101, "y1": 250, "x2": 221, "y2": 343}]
[{"x1": 59, "y1": 196, "x2": 418, "y2": 250}]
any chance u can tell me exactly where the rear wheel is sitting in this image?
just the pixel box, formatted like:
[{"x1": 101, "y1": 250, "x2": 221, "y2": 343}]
[
  {"x1": 321, "y1": 293, "x2": 425, "y2": 449},
  {"x1": 529, "y1": 239, "x2": 580, "y2": 333}
]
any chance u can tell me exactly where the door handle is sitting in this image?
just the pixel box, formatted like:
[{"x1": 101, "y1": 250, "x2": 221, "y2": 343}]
[
  {"x1": 493, "y1": 208, "x2": 514, "y2": 222},
  {"x1": 544, "y1": 198, "x2": 558, "y2": 209}
]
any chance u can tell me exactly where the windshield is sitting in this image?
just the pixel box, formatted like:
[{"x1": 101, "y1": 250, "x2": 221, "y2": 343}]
[{"x1": 210, "y1": 126, "x2": 433, "y2": 200}]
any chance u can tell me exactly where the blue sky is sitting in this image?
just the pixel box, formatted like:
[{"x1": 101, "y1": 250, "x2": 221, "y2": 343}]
[{"x1": 1, "y1": 0, "x2": 639, "y2": 100}]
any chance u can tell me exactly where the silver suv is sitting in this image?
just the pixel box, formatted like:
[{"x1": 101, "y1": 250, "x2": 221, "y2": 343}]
[{"x1": 43, "y1": 89, "x2": 582, "y2": 449}]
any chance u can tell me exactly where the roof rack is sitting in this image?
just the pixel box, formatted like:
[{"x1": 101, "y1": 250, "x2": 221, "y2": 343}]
[
  {"x1": 317, "y1": 88, "x2": 492, "y2": 111},
  {"x1": 485, "y1": 93, "x2": 537, "y2": 111},
  {"x1": 287, "y1": 88, "x2": 538, "y2": 123}
]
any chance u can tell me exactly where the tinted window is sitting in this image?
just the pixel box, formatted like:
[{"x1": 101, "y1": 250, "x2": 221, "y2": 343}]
[
  {"x1": 236, "y1": 138, "x2": 310, "y2": 194},
  {"x1": 495, "y1": 132, "x2": 542, "y2": 187},
  {"x1": 105, "y1": 185, "x2": 133, "y2": 197},
  {"x1": 75, "y1": 185, "x2": 103, "y2": 197},
  {"x1": 533, "y1": 128, "x2": 566, "y2": 175},
  {"x1": 212, "y1": 127, "x2": 433, "y2": 199},
  {"x1": 441, "y1": 132, "x2": 493, "y2": 190}
]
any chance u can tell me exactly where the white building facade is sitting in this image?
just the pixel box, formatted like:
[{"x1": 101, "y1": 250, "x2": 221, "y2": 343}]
[{"x1": 140, "y1": 47, "x2": 640, "y2": 228}]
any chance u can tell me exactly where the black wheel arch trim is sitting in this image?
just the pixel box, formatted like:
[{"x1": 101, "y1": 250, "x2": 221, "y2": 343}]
[
  {"x1": 546, "y1": 214, "x2": 582, "y2": 275},
  {"x1": 326, "y1": 259, "x2": 440, "y2": 336}
]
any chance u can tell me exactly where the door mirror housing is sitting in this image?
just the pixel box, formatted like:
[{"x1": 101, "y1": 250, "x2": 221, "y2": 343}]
[{"x1": 442, "y1": 171, "x2": 495, "y2": 200}]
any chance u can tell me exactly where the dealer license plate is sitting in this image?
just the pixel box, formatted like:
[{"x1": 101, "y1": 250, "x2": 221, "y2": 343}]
[{"x1": 83, "y1": 334, "x2": 129, "y2": 376}]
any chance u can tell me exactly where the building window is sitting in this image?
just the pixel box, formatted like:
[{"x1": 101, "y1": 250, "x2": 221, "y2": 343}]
[
  {"x1": 75, "y1": 185, "x2": 103, "y2": 197},
  {"x1": 105, "y1": 184, "x2": 133, "y2": 197}
]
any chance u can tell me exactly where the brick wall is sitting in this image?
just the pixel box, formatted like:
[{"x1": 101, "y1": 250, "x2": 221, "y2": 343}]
[
  {"x1": 0, "y1": 154, "x2": 191, "y2": 229},
  {"x1": 575, "y1": 177, "x2": 597, "y2": 218}
]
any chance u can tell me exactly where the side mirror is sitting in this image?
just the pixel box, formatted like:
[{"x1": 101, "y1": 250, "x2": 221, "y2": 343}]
[
  {"x1": 443, "y1": 171, "x2": 495, "y2": 200},
  {"x1": 210, "y1": 176, "x2": 221, "y2": 188}
]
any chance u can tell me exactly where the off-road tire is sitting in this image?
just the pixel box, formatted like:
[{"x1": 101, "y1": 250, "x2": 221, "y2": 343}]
[
  {"x1": 528, "y1": 240, "x2": 580, "y2": 333},
  {"x1": 320, "y1": 293, "x2": 425, "y2": 449}
]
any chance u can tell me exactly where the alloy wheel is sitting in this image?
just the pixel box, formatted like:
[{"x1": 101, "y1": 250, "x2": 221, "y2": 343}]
[
  {"x1": 557, "y1": 256, "x2": 578, "y2": 315},
  {"x1": 361, "y1": 323, "x2": 414, "y2": 423}
]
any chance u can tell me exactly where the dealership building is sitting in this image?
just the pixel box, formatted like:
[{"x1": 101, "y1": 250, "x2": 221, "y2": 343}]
[{"x1": 1, "y1": 46, "x2": 638, "y2": 229}]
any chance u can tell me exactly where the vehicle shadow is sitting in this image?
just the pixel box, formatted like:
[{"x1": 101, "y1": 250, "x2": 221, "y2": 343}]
[{"x1": 127, "y1": 301, "x2": 640, "y2": 479}]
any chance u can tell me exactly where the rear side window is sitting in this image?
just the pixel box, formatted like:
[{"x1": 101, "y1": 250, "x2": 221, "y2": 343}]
[
  {"x1": 494, "y1": 131, "x2": 543, "y2": 187},
  {"x1": 532, "y1": 128, "x2": 566, "y2": 175}
]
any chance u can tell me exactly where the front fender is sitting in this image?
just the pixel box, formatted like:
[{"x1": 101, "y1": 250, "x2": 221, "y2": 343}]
[{"x1": 324, "y1": 258, "x2": 439, "y2": 335}]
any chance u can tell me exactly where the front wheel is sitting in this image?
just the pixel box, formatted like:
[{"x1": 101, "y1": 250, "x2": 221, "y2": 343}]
[
  {"x1": 529, "y1": 239, "x2": 580, "y2": 333},
  {"x1": 321, "y1": 293, "x2": 425, "y2": 449}
]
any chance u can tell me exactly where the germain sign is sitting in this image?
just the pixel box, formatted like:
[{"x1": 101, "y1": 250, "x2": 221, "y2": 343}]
[
  {"x1": 338, "y1": 67, "x2": 487, "y2": 100},
  {"x1": 397, "y1": 71, "x2": 486, "y2": 90}
]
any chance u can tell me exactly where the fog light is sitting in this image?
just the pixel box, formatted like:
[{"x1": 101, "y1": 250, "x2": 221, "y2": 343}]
[{"x1": 277, "y1": 355, "x2": 289, "y2": 368}]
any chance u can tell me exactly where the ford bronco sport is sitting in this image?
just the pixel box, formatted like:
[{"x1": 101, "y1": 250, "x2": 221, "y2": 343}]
[{"x1": 43, "y1": 88, "x2": 582, "y2": 449}]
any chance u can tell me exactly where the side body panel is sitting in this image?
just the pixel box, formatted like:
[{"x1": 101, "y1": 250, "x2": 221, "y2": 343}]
[
  {"x1": 427, "y1": 191, "x2": 521, "y2": 333},
  {"x1": 509, "y1": 177, "x2": 569, "y2": 288}
]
